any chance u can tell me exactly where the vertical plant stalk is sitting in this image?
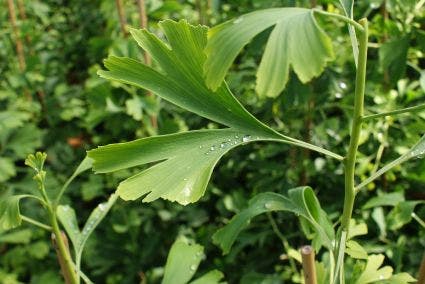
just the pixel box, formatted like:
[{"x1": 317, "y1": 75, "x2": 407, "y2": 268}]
[
  {"x1": 52, "y1": 231, "x2": 74, "y2": 284},
  {"x1": 49, "y1": 207, "x2": 78, "y2": 284},
  {"x1": 301, "y1": 246, "x2": 317, "y2": 284},
  {"x1": 418, "y1": 253, "x2": 425, "y2": 284},
  {"x1": 137, "y1": 0, "x2": 157, "y2": 129},
  {"x1": 16, "y1": 0, "x2": 31, "y2": 49},
  {"x1": 7, "y1": 0, "x2": 26, "y2": 71},
  {"x1": 115, "y1": 0, "x2": 128, "y2": 37},
  {"x1": 39, "y1": 177, "x2": 78, "y2": 284},
  {"x1": 341, "y1": 18, "x2": 368, "y2": 232}
]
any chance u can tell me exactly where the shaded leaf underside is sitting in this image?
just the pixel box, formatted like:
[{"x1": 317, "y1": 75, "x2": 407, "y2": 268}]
[{"x1": 212, "y1": 187, "x2": 335, "y2": 254}]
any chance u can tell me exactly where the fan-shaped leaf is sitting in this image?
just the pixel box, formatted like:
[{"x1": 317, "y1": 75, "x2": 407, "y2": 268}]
[
  {"x1": 204, "y1": 8, "x2": 334, "y2": 97},
  {"x1": 92, "y1": 19, "x2": 340, "y2": 206},
  {"x1": 89, "y1": 129, "x2": 269, "y2": 204}
]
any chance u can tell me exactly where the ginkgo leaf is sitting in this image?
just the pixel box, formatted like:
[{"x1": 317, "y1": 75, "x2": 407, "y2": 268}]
[
  {"x1": 91, "y1": 19, "x2": 341, "y2": 206},
  {"x1": 0, "y1": 195, "x2": 26, "y2": 230},
  {"x1": 89, "y1": 129, "x2": 269, "y2": 204},
  {"x1": 212, "y1": 187, "x2": 335, "y2": 254},
  {"x1": 204, "y1": 8, "x2": 334, "y2": 97},
  {"x1": 99, "y1": 21, "x2": 274, "y2": 134},
  {"x1": 354, "y1": 254, "x2": 393, "y2": 284}
]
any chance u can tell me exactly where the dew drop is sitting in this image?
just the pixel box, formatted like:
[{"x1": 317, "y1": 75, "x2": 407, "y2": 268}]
[
  {"x1": 190, "y1": 264, "x2": 197, "y2": 271},
  {"x1": 264, "y1": 202, "x2": 273, "y2": 209},
  {"x1": 339, "y1": 82, "x2": 347, "y2": 89},
  {"x1": 233, "y1": 17, "x2": 243, "y2": 24},
  {"x1": 62, "y1": 206, "x2": 69, "y2": 212},
  {"x1": 242, "y1": 135, "x2": 251, "y2": 142},
  {"x1": 199, "y1": 145, "x2": 202, "y2": 149},
  {"x1": 220, "y1": 142, "x2": 228, "y2": 148},
  {"x1": 196, "y1": 251, "x2": 203, "y2": 257},
  {"x1": 235, "y1": 135, "x2": 239, "y2": 139},
  {"x1": 210, "y1": 145, "x2": 216, "y2": 151},
  {"x1": 183, "y1": 178, "x2": 188, "y2": 181},
  {"x1": 379, "y1": 275, "x2": 384, "y2": 280},
  {"x1": 98, "y1": 203, "x2": 107, "y2": 212},
  {"x1": 227, "y1": 139, "x2": 231, "y2": 142}
]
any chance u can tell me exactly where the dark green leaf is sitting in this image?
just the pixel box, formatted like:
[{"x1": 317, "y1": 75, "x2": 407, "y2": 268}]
[
  {"x1": 379, "y1": 37, "x2": 409, "y2": 84},
  {"x1": 387, "y1": 201, "x2": 424, "y2": 230},
  {"x1": 212, "y1": 187, "x2": 334, "y2": 254},
  {"x1": 362, "y1": 192, "x2": 405, "y2": 209}
]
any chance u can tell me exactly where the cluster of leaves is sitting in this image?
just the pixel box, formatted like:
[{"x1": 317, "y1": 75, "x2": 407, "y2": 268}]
[{"x1": 0, "y1": 0, "x2": 424, "y2": 283}]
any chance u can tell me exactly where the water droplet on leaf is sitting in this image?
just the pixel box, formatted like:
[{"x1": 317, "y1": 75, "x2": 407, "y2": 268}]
[{"x1": 242, "y1": 135, "x2": 251, "y2": 142}]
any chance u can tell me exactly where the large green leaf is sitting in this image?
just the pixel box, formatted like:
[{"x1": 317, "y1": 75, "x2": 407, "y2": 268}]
[
  {"x1": 212, "y1": 187, "x2": 334, "y2": 254},
  {"x1": 89, "y1": 129, "x2": 269, "y2": 204},
  {"x1": 162, "y1": 240, "x2": 204, "y2": 284},
  {"x1": 99, "y1": 21, "x2": 273, "y2": 133},
  {"x1": 91, "y1": 20, "x2": 341, "y2": 206},
  {"x1": 204, "y1": 8, "x2": 334, "y2": 97}
]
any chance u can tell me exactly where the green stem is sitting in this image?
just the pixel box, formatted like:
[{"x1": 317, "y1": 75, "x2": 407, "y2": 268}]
[
  {"x1": 341, "y1": 18, "x2": 368, "y2": 231},
  {"x1": 48, "y1": 205, "x2": 79, "y2": 284},
  {"x1": 362, "y1": 103, "x2": 425, "y2": 121},
  {"x1": 412, "y1": 212, "x2": 425, "y2": 229},
  {"x1": 21, "y1": 215, "x2": 52, "y2": 231},
  {"x1": 313, "y1": 9, "x2": 365, "y2": 33},
  {"x1": 267, "y1": 212, "x2": 297, "y2": 272}
]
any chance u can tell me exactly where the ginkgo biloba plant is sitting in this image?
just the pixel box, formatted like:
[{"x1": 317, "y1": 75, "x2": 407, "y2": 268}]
[
  {"x1": 85, "y1": 1, "x2": 424, "y2": 283},
  {"x1": 2, "y1": 2, "x2": 424, "y2": 284}
]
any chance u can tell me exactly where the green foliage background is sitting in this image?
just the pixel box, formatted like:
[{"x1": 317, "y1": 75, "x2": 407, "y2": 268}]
[{"x1": 0, "y1": 0, "x2": 424, "y2": 283}]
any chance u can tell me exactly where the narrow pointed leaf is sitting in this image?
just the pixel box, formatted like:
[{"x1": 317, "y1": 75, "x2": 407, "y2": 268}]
[
  {"x1": 162, "y1": 240, "x2": 204, "y2": 284},
  {"x1": 57, "y1": 205, "x2": 80, "y2": 249},
  {"x1": 0, "y1": 195, "x2": 26, "y2": 230},
  {"x1": 356, "y1": 135, "x2": 425, "y2": 191},
  {"x1": 338, "y1": 0, "x2": 359, "y2": 66},
  {"x1": 204, "y1": 8, "x2": 334, "y2": 97},
  {"x1": 212, "y1": 187, "x2": 334, "y2": 254},
  {"x1": 75, "y1": 194, "x2": 118, "y2": 269}
]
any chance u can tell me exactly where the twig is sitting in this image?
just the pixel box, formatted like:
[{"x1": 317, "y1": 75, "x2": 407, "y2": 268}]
[
  {"x1": 21, "y1": 215, "x2": 52, "y2": 231},
  {"x1": 136, "y1": 0, "x2": 157, "y2": 129},
  {"x1": 301, "y1": 246, "x2": 317, "y2": 284},
  {"x1": 115, "y1": 0, "x2": 128, "y2": 37},
  {"x1": 7, "y1": 0, "x2": 26, "y2": 71},
  {"x1": 51, "y1": 231, "x2": 77, "y2": 284},
  {"x1": 418, "y1": 253, "x2": 425, "y2": 284}
]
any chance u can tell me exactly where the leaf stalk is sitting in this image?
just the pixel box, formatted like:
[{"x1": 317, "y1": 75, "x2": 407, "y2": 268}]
[{"x1": 312, "y1": 9, "x2": 365, "y2": 33}]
